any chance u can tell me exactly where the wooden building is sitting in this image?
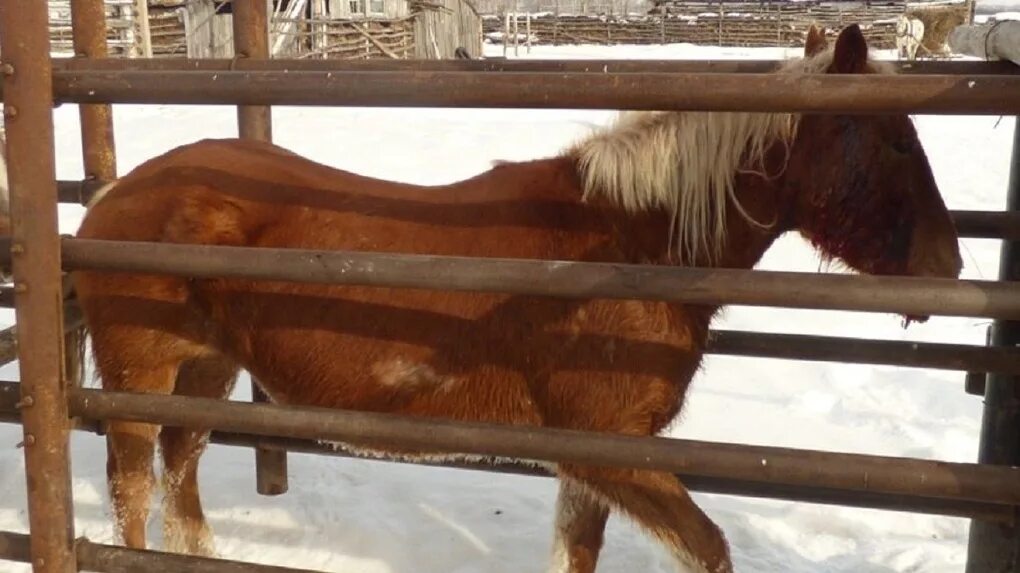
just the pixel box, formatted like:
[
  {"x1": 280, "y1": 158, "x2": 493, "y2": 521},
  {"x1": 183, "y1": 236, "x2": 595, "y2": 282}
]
[{"x1": 45, "y1": 0, "x2": 482, "y2": 60}]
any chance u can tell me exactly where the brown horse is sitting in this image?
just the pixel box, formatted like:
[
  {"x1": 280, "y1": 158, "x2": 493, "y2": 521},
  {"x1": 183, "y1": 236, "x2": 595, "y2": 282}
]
[{"x1": 72, "y1": 25, "x2": 961, "y2": 573}]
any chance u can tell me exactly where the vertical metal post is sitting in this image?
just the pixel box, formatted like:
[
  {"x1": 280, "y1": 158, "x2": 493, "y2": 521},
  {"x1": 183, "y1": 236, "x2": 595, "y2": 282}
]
[
  {"x1": 232, "y1": 0, "x2": 288, "y2": 497},
  {"x1": 0, "y1": 3, "x2": 77, "y2": 573},
  {"x1": 233, "y1": 0, "x2": 273, "y2": 142},
  {"x1": 71, "y1": 0, "x2": 118, "y2": 187},
  {"x1": 966, "y1": 122, "x2": 1020, "y2": 572},
  {"x1": 68, "y1": 0, "x2": 118, "y2": 414}
]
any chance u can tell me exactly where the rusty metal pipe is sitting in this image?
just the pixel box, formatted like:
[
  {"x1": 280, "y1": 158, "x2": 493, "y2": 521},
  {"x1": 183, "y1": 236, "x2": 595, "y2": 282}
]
[
  {"x1": 0, "y1": 1, "x2": 77, "y2": 571},
  {"x1": 232, "y1": 0, "x2": 273, "y2": 142},
  {"x1": 0, "y1": 380, "x2": 1011, "y2": 522},
  {"x1": 204, "y1": 431, "x2": 1017, "y2": 524},
  {"x1": 65, "y1": 388, "x2": 1020, "y2": 506},
  {"x1": 44, "y1": 57, "x2": 1020, "y2": 76},
  {"x1": 952, "y1": 209, "x2": 1020, "y2": 240},
  {"x1": 70, "y1": 0, "x2": 117, "y2": 183},
  {"x1": 1, "y1": 390, "x2": 1014, "y2": 524},
  {"x1": 39, "y1": 70, "x2": 1020, "y2": 114},
  {"x1": 4, "y1": 286, "x2": 1017, "y2": 372},
  {"x1": 46, "y1": 238, "x2": 1020, "y2": 319},
  {"x1": 704, "y1": 329, "x2": 1020, "y2": 374},
  {"x1": 50, "y1": 178, "x2": 1020, "y2": 241},
  {"x1": 232, "y1": 0, "x2": 287, "y2": 498},
  {"x1": 0, "y1": 530, "x2": 323, "y2": 573}
]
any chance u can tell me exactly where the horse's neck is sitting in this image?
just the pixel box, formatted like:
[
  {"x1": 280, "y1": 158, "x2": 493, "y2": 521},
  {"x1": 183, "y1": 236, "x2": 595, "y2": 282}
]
[
  {"x1": 473, "y1": 153, "x2": 789, "y2": 271},
  {"x1": 602, "y1": 156, "x2": 790, "y2": 273},
  {"x1": 705, "y1": 173, "x2": 789, "y2": 270}
]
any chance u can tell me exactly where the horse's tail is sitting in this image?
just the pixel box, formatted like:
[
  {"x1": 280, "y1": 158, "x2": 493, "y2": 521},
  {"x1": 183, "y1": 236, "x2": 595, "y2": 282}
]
[
  {"x1": 64, "y1": 319, "x2": 88, "y2": 391},
  {"x1": 63, "y1": 278, "x2": 89, "y2": 392}
]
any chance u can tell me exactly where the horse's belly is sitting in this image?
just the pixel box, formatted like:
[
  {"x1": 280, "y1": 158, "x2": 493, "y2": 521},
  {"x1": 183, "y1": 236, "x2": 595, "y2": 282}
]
[{"x1": 199, "y1": 282, "x2": 701, "y2": 436}]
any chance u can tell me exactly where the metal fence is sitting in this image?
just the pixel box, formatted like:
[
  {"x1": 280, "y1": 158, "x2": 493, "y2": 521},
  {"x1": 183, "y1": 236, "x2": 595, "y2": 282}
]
[{"x1": 0, "y1": 0, "x2": 1018, "y2": 572}]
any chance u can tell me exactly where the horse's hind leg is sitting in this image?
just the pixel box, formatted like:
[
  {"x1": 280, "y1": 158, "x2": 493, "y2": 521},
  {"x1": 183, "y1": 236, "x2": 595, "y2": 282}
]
[
  {"x1": 159, "y1": 352, "x2": 240, "y2": 556},
  {"x1": 92, "y1": 330, "x2": 182, "y2": 550},
  {"x1": 547, "y1": 478, "x2": 610, "y2": 573},
  {"x1": 558, "y1": 465, "x2": 731, "y2": 573}
]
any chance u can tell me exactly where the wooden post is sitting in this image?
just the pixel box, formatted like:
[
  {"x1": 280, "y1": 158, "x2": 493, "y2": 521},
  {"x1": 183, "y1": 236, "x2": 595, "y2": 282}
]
[
  {"x1": 513, "y1": 1, "x2": 519, "y2": 56},
  {"x1": 965, "y1": 121, "x2": 1020, "y2": 573},
  {"x1": 134, "y1": 0, "x2": 153, "y2": 58},
  {"x1": 527, "y1": 12, "x2": 532, "y2": 52},
  {"x1": 661, "y1": 5, "x2": 666, "y2": 43},
  {"x1": 718, "y1": 0, "x2": 723, "y2": 46},
  {"x1": 950, "y1": 22, "x2": 1020, "y2": 67},
  {"x1": 232, "y1": 0, "x2": 288, "y2": 497},
  {"x1": 311, "y1": 0, "x2": 327, "y2": 57},
  {"x1": 0, "y1": 1, "x2": 77, "y2": 571}
]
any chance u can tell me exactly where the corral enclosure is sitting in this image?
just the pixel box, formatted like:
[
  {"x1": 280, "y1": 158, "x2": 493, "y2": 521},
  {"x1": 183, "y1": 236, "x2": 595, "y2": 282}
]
[{"x1": 1, "y1": 46, "x2": 1018, "y2": 569}]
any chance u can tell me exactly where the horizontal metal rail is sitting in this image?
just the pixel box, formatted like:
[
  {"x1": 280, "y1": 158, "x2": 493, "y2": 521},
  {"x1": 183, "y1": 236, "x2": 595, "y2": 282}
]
[
  {"x1": 0, "y1": 300, "x2": 83, "y2": 367},
  {"x1": 0, "y1": 381, "x2": 1011, "y2": 523},
  {"x1": 27, "y1": 70, "x2": 1020, "y2": 114},
  {"x1": 953, "y1": 210, "x2": 1020, "y2": 240},
  {"x1": 705, "y1": 329, "x2": 1020, "y2": 374},
  {"x1": 205, "y1": 430, "x2": 1016, "y2": 523},
  {"x1": 65, "y1": 388, "x2": 1020, "y2": 506},
  {"x1": 49, "y1": 179, "x2": 1020, "y2": 241},
  {"x1": 46, "y1": 57, "x2": 1020, "y2": 75},
  {"x1": 5, "y1": 67, "x2": 1016, "y2": 114},
  {"x1": 40, "y1": 238, "x2": 1020, "y2": 319},
  {"x1": 0, "y1": 530, "x2": 323, "y2": 572}
]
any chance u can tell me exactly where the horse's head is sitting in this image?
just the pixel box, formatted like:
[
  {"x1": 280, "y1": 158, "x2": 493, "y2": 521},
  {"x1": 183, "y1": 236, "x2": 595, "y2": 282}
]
[{"x1": 784, "y1": 25, "x2": 961, "y2": 322}]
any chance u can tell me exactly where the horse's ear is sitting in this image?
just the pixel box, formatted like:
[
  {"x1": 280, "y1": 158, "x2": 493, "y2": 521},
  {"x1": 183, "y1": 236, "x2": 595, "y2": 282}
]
[
  {"x1": 832, "y1": 24, "x2": 869, "y2": 73},
  {"x1": 804, "y1": 24, "x2": 827, "y2": 57}
]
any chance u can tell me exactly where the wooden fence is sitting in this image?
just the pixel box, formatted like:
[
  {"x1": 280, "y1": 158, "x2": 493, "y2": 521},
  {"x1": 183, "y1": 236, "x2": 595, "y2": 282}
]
[
  {"x1": 484, "y1": 0, "x2": 971, "y2": 50},
  {"x1": 48, "y1": 0, "x2": 139, "y2": 56},
  {"x1": 484, "y1": 13, "x2": 899, "y2": 48},
  {"x1": 275, "y1": 17, "x2": 417, "y2": 59}
]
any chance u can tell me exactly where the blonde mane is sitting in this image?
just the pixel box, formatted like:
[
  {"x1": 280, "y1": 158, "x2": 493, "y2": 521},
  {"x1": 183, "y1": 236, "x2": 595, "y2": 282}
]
[{"x1": 569, "y1": 46, "x2": 893, "y2": 265}]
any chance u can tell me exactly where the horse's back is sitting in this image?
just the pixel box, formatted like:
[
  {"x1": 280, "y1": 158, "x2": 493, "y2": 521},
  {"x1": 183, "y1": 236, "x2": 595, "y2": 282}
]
[{"x1": 78, "y1": 138, "x2": 586, "y2": 257}]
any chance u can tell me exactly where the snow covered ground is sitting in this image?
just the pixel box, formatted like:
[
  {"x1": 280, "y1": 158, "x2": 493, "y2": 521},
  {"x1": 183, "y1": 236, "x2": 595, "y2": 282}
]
[{"x1": 0, "y1": 42, "x2": 1015, "y2": 572}]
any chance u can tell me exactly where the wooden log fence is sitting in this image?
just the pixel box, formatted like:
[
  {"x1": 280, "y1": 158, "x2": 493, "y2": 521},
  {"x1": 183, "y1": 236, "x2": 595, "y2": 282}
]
[
  {"x1": 48, "y1": 0, "x2": 138, "y2": 56},
  {"x1": 275, "y1": 17, "x2": 416, "y2": 60},
  {"x1": 486, "y1": 0, "x2": 973, "y2": 51},
  {"x1": 486, "y1": 13, "x2": 899, "y2": 48}
]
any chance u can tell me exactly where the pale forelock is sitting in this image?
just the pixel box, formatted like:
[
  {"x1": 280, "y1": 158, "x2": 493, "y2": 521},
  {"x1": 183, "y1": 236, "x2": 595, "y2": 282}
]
[{"x1": 569, "y1": 42, "x2": 894, "y2": 265}]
